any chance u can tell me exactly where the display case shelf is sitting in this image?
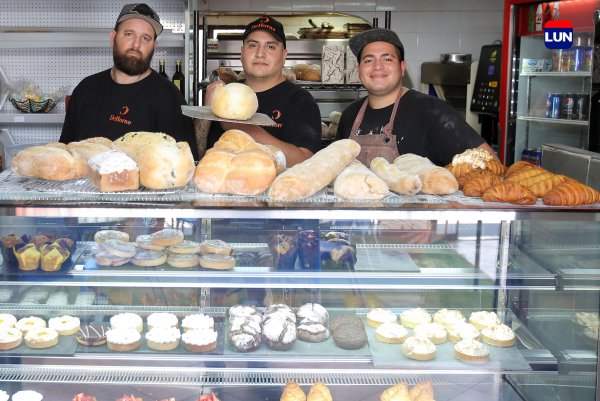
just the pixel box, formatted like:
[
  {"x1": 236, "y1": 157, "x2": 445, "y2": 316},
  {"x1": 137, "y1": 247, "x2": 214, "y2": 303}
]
[
  {"x1": 519, "y1": 71, "x2": 591, "y2": 77},
  {"x1": 0, "y1": 112, "x2": 65, "y2": 124},
  {"x1": 516, "y1": 116, "x2": 589, "y2": 126}
]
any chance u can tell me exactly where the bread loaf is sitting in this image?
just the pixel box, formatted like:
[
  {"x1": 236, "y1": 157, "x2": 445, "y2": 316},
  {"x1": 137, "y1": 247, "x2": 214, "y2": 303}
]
[
  {"x1": 87, "y1": 151, "x2": 140, "y2": 192},
  {"x1": 293, "y1": 64, "x2": 321, "y2": 82},
  {"x1": 542, "y1": 181, "x2": 600, "y2": 206},
  {"x1": 334, "y1": 160, "x2": 388, "y2": 199},
  {"x1": 113, "y1": 132, "x2": 176, "y2": 159},
  {"x1": 268, "y1": 139, "x2": 360, "y2": 201},
  {"x1": 67, "y1": 138, "x2": 114, "y2": 166},
  {"x1": 211, "y1": 129, "x2": 285, "y2": 174},
  {"x1": 136, "y1": 142, "x2": 195, "y2": 189},
  {"x1": 482, "y1": 182, "x2": 537, "y2": 205},
  {"x1": 211, "y1": 82, "x2": 258, "y2": 120},
  {"x1": 12, "y1": 144, "x2": 87, "y2": 181},
  {"x1": 393, "y1": 154, "x2": 458, "y2": 195},
  {"x1": 370, "y1": 157, "x2": 422, "y2": 195},
  {"x1": 193, "y1": 150, "x2": 276, "y2": 195}
]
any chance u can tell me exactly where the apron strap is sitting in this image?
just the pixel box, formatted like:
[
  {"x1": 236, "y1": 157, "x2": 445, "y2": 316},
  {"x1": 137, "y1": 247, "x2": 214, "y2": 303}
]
[{"x1": 350, "y1": 97, "x2": 370, "y2": 137}]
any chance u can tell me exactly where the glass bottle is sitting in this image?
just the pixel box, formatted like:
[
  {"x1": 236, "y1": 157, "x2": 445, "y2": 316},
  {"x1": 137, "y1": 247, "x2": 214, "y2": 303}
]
[
  {"x1": 172, "y1": 59, "x2": 185, "y2": 96},
  {"x1": 158, "y1": 59, "x2": 168, "y2": 79}
]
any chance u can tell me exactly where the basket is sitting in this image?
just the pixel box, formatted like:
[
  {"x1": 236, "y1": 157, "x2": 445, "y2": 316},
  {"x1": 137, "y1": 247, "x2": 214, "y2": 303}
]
[{"x1": 9, "y1": 97, "x2": 57, "y2": 113}]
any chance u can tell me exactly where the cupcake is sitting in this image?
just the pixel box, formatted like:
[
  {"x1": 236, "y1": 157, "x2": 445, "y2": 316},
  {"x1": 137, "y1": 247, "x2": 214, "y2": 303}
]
[
  {"x1": 14, "y1": 243, "x2": 41, "y2": 271},
  {"x1": 268, "y1": 233, "x2": 298, "y2": 270},
  {"x1": 320, "y1": 231, "x2": 356, "y2": 270}
]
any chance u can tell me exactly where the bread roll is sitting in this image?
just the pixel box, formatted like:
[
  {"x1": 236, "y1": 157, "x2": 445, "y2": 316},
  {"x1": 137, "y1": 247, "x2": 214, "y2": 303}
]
[
  {"x1": 12, "y1": 145, "x2": 87, "y2": 181},
  {"x1": 370, "y1": 157, "x2": 422, "y2": 195},
  {"x1": 334, "y1": 160, "x2": 388, "y2": 199},
  {"x1": 393, "y1": 154, "x2": 458, "y2": 195},
  {"x1": 293, "y1": 64, "x2": 322, "y2": 82},
  {"x1": 211, "y1": 82, "x2": 258, "y2": 120},
  {"x1": 194, "y1": 150, "x2": 276, "y2": 195},
  {"x1": 211, "y1": 129, "x2": 285, "y2": 173},
  {"x1": 113, "y1": 131, "x2": 176, "y2": 159},
  {"x1": 268, "y1": 139, "x2": 361, "y2": 201},
  {"x1": 136, "y1": 142, "x2": 195, "y2": 189}
]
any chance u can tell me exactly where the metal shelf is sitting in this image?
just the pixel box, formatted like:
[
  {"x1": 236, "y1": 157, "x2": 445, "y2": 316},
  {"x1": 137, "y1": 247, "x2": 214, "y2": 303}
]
[
  {"x1": 519, "y1": 71, "x2": 591, "y2": 77},
  {"x1": 517, "y1": 116, "x2": 589, "y2": 126},
  {"x1": 0, "y1": 112, "x2": 65, "y2": 124}
]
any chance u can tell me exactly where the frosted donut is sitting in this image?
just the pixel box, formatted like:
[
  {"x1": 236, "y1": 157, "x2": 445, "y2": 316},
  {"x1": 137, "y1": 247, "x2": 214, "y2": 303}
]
[
  {"x1": 150, "y1": 229, "x2": 184, "y2": 247},
  {"x1": 135, "y1": 234, "x2": 166, "y2": 251},
  {"x1": 94, "y1": 230, "x2": 129, "y2": 244},
  {"x1": 99, "y1": 239, "x2": 137, "y2": 258},
  {"x1": 24, "y1": 327, "x2": 59, "y2": 348},
  {"x1": 48, "y1": 315, "x2": 81, "y2": 335}
]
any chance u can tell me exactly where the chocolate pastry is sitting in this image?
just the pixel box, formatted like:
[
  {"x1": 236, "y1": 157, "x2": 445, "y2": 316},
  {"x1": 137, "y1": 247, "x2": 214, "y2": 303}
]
[
  {"x1": 297, "y1": 319, "x2": 329, "y2": 343},
  {"x1": 262, "y1": 314, "x2": 297, "y2": 350},
  {"x1": 76, "y1": 323, "x2": 110, "y2": 346},
  {"x1": 228, "y1": 317, "x2": 262, "y2": 352},
  {"x1": 297, "y1": 303, "x2": 329, "y2": 326},
  {"x1": 298, "y1": 229, "x2": 320, "y2": 270},
  {"x1": 262, "y1": 304, "x2": 296, "y2": 324}
]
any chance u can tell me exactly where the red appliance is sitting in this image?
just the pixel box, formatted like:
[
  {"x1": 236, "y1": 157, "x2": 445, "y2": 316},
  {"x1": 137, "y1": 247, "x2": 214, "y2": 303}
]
[{"x1": 499, "y1": 0, "x2": 599, "y2": 165}]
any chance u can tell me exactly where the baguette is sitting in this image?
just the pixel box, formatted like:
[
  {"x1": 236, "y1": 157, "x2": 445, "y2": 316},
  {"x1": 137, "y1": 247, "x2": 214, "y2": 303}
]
[
  {"x1": 393, "y1": 154, "x2": 458, "y2": 194},
  {"x1": 334, "y1": 160, "x2": 389, "y2": 199},
  {"x1": 370, "y1": 157, "x2": 422, "y2": 195},
  {"x1": 268, "y1": 139, "x2": 360, "y2": 200}
]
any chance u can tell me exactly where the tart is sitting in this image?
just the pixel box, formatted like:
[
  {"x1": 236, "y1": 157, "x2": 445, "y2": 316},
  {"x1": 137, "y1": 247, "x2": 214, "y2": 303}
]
[
  {"x1": 106, "y1": 328, "x2": 141, "y2": 351},
  {"x1": 182, "y1": 314, "x2": 214, "y2": 332},
  {"x1": 24, "y1": 327, "x2": 59, "y2": 348},
  {"x1": 432, "y1": 308, "x2": 465, "y2": 328},
  {"x1": 147, "y1": 312, "x2": 179, "y2": 330},
  {"x1": 454, "y1": 338, "x2": 490, "y2": 363},
  {"x1": 0, "y1": 327, "x2": 23, "y2": 350},
  {"x1": 401, "y1": 336, "x2": 436, "y2": 361},
  {"x1": 48, "y1": 315, "x2": 80, "y2": 335},
  {"x1": 366, "y1": 308, "x2": 397, "y2": 328},
  {"x1": 145, "y1": 326, "x2": 181, "y2": 351},
  {"x1": 481, "y1": 324, "x2": 516, "y2": 347},
  {"x1": 110, "y1": 313, "x2": 143, "y2": 332},
  {"x1": 469, "y1": 310, "x2": 501, "y2": 330},
  {"x1": 182, "y1": 328, "x2": 218, "y2": 352},
  {"x1": 413, "y1": 322, "x2": 447, "y2": 344},
  {"x1": 400, "y1": 308, "x2": 432, "y2": 329},
  {"x1": 15, "y1": 316, "x2": 46, "y2": 334},
  {"x1": 447, "y1": 322, "x2": 480, "y2": 343},
  {"x1": 375, "y1": 322, "x2": 408, "y2": 344}
]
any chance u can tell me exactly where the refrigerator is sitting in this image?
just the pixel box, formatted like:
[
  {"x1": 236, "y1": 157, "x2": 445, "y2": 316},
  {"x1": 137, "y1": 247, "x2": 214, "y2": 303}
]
[{"x1": 499, "y1": 0, "x2": 600, "y2": 166}]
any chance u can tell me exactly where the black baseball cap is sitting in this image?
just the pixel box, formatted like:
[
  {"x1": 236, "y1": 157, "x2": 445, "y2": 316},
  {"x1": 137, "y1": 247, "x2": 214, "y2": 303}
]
[
  {"x1": 115, "y1": 3, "x2": 163, "y2": 36},
  {"x1": 349, "y1": 28, "x2": 405, "y2": 60},
  {"x1": 243, "y1": 16, "x2": 286, "y2": 48}
]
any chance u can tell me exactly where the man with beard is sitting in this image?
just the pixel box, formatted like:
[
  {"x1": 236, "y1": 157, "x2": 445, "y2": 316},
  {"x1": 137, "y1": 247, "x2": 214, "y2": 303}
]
[
  {"x1": 203, "y1": 16, "x2": 321, "y2": 167},
  {"x1": 60, "y1": 3, "x2": 198, "y2": 159}
]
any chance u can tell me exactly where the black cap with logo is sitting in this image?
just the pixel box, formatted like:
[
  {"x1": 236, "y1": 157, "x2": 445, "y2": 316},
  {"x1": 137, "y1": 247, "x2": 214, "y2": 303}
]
[
  {"x1": 243, "y1": 16, "x2": 286, "y2": 48},
  {"x1": 115, "y1": 3, "x2": 163, "y2": 37},
  {"x1": 349, "y1": 28, "x2": 405, "y2": 60}
]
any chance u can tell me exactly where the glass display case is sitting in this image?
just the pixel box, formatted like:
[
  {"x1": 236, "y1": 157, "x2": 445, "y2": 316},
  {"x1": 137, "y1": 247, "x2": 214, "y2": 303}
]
[{"x1": 0, "y1": 197, "x2": 598, "y2": 401}]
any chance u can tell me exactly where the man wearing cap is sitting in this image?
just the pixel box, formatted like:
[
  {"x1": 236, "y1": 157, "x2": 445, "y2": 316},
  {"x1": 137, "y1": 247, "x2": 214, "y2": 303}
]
[
  {"x1": 204, "y1": 16, "x2": 321, "y2": 167},
  {"x1": 336, "y1": 28, "x2": 497, "y2": 167},
  {"x1": 60, "y1": 3, "x2": 198, "y2": 159}
]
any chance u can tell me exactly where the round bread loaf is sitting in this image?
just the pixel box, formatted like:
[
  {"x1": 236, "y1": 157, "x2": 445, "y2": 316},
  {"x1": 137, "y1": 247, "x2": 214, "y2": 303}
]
[
  {"x1": 211, "y1": 82, "x2": 258, "y2": 120},
  {"x1": 113, "y1": 131, "x2": 176, "y2": 159},
  {"x1": 136, "y1": 142, "x2": 195, "y2": 189}
]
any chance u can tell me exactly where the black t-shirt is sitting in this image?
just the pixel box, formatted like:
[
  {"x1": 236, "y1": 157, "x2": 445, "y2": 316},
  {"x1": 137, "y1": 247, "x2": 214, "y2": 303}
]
[
  {"x1": 207, "y1": 80, "x2": 321, "y2": 154},
  {"x1": 337, "y1": 89, "x2": 485, "y2": 166},
  {"x1": 60, "y1": 69, "x2": 198, "y2": 160}
]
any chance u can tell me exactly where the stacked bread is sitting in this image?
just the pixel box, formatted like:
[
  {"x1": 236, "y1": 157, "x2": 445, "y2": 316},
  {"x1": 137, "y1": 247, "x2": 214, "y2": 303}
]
[
  {"x1": 193, "y1": 129, "x2": 283, "y2": 195},
  {"x1": 448, "y1": 149, "x2": 600, "y2": 206}
]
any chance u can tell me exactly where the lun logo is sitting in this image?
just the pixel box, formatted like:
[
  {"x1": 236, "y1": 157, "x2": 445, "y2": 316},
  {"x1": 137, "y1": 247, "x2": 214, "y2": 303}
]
[{"x1": 543, "y1": 20, "x2": 573, "y2": 49}]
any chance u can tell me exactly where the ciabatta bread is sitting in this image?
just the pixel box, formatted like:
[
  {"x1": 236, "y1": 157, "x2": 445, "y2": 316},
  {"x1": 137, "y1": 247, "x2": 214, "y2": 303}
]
[
  {"x1": 12, "y1": 144, "x2": 87, "y2": 181},
  {"x1": 334, "y1": 160, "x2": 388, "y2": 199},
  {"x1": 268, "y1": 139, "x2": 361, "y2": 201},
  {"x1": 370, "y1": 157, "x2": 422, "y2": 195},
  {"x1": 393, "y1": 154, "x2": 458, "y2": 195}
]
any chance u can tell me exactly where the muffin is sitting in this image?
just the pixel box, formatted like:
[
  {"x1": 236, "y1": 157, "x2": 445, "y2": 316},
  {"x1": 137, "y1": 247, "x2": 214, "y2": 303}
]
[
  {"x1": 320, "y1": 231, "x2": 356, "y2": 270},
  {"x1": 297, "y1": 229, "x2": 320, "y2": 270},
  {"x1": 268, "y1": 233, "x2": 298, "y2": 270}
]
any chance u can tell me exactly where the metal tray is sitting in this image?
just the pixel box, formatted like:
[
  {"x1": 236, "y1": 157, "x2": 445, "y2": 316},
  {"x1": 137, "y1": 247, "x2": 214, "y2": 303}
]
[{"x1": 181, "y1": 105, "x2": 277, "y2": 126}]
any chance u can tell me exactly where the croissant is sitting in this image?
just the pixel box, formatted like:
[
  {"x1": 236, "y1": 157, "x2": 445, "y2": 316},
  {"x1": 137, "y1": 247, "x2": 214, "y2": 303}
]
[
  {"x1": 455, "y1": 169, "x2": 496, "y2": 189},
  {"x1": 482, "y1": 182, "x2": 537, "y2": 205},
  {"x1": 370, "y1": 157, "x2": 422, "y2": 195},
  {"x1": 462, "y1": 175, "x2": 503, "y2": 197},
  {"x1": 281, "y1": 381, "x2": 306, "y2": 401},
  {"x1": 307, "y1": 382, "x2": 332, "y2": 401},
  {"x1": 380, "y1": 382, "x2": 411, "y2": 401},
  {"x1": 409, "y1": 381, "x2": 434, "y2": 400},
  {"x1": 504, "y1": 166, "x2": 546, "y2": 183},
  {"x1": 504, "y1": 160, "x2": 535, "y2": 178},
  {"x1": 523, "y1": 173, "x2": 568, "y2": 197},
  {"x1": 542, "y1": 181, "x2": 600, "y2": 206}
]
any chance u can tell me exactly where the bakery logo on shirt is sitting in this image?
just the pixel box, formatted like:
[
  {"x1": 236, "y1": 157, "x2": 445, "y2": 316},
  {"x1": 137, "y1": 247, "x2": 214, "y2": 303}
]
[
  {"x1": 271, "y1": 109, "x2": 283, "y2": 128},
  {"x1": 109, "y1": 105, "x2": 132, "y2": 125}
]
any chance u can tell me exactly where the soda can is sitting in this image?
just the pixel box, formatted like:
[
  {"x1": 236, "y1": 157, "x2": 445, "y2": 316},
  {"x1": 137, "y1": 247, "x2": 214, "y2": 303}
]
[
  {"x1": 546, "y1": 93, "x2": 562, "y2": 118},
  {"x1": 562, "y1": 93, "x2": 574, "y2": 119},
  {"x1": 521, "y1": 148, "x2": 533, "y2": 163},
  {"x1": 573, "y1": 47, "x2": 585, "y2": 71},
  {"x1": 532, "y1": 148, "x2": 543, "y2": 167},
  {"x1": 572, "y1": 93, "x2": 589, "y2": 120}
]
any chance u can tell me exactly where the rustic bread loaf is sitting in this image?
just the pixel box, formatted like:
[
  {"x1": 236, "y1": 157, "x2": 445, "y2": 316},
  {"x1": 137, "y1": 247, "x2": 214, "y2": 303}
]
[
  {"x1": 12, "y1": 144, "x2": 87, "y2": 181},
  {"x1": 334, "y1": 160, "x2": 388, "y2": 199},
  {"x1": 268, "y1": 139, "x2": 361, "y2": 201},
  {"x1": 211, "y1": 82, "x2": 258, "y2": 120},
  {"x1": 113, "y1": 132, "x2": 176, "y2": 159},
  {"x1": 136, "y1": 142, "x2": 195, "y2": 189},
  {"x1": 293, "y1": 64, "x2": 322, "y2": 82},
  {"x1": 370, "y1": 157, "x2": 422, "y2": 195},
  {"x1": 393, "y1": 154, "x2": 458, "y2": 195}
]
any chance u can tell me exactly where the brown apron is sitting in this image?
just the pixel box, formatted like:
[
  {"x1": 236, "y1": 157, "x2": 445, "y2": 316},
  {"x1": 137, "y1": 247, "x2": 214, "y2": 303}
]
[{"x1": 350, "y1": 89, "x2": 404, "y2": 166}]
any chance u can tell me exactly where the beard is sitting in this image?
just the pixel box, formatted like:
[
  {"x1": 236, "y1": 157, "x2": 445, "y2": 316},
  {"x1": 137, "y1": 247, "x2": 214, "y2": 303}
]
[{"x1": 113, "y1": 47, "x2": 154, "y2": 76}]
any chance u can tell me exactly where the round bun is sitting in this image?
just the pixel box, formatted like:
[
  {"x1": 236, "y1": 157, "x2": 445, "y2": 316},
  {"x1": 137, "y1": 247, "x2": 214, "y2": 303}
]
[
  {"x1": 151, "y1": 229, "x2": 184, "y2": 247},
  {"x1": 131, "y1": 250, "x2": 168, "y2": 267},
  {"x1": 137, "y1": 142, "x2": 195, "y2": 189},
  {"x1": 211, "y1": 82, "x2": 258, "y2": 120},
  {"x1": 167, "y1": 253, "x2": 199, "y2": 268}
]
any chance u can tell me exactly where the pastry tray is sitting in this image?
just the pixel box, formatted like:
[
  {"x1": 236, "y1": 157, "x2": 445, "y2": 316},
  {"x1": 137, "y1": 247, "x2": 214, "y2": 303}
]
[
  {"x1": 181, "y1": 105, "x2": 277, "y2": 126},
  {"x1": 0, "y1": 333, "x2": 78, "y2": 357},
  {"x1": 364, "y1": 310, "x2": 531, "y2": 371}
]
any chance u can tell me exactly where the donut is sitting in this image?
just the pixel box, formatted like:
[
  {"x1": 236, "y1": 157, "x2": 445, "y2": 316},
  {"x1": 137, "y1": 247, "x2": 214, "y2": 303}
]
[
  {"x1": 106, "y1": 327, "x2": 141, "y2": 351},
  {"x1": 168, "y1": 240, "x2": 202, "y2": 254},
  {"x1": 0, "y1": 313, "x2": 17, "y2": 328},
  {"x1": 145, "y1": 326, "x2": 181, "y2": 351},
  {"x1": 262, "y1": 314, "x2": 296, "y2": 350},
  {"x1": 48, "y1": 315, "x2": 81, "y2": 335},
  {"x1": 167, "y1": 253, "x2": 199, "y2": 268},
  {"x1": 110, "y1": 313, "x2": 143, "y2": 332},
  {"x1": 199, "y1": 239, "x2": 234, "y2": 256},
  {"x1": 94, "y1": 230, "x2": 129, "y2": 244},
  {"x1": 99, "y1": 239, "x2": 137, "y2": 258},
  {"x1": 0, "y1": 327, "x2": 23, "y2": 350},
  {"x1": 296, "y1": 303, "x2": 328, "y2": 325},
  {"x1": 199, "y1": 254, "x2": 236, "y2": 270},
  {"x1": 150, "y1": 229, "x2": 184, "y2": 247},
  {"x1": 297, "y1": 319, "x2": 329, "y2": 343},
  {"x1": 76, "y1": 323, "x2": 109, "y2": 346},
  {"x1": 94, "y1": 252, "x2": 130, "y2": 266},
  {"x1": 135, "y1": 234, "x2": 166, "y2": 251},
  {"x1": 15, "y1": 316, "x2": 46, "y2": 333},
  {"x1": 24, "y1": 327, "x2": 59, "y2": 348},
  {"x1": 182, "y1": 328, "x2": 218, "y2": 352},
  {"x1": 147, "y1": 312, "x2": 178, "y2": 330},
  {"x1": 131, "y1": 249, "x2": 168, "y2": 267},
  {"x1": 182, "y1": 314, "x2": 214, "y2": 332}
]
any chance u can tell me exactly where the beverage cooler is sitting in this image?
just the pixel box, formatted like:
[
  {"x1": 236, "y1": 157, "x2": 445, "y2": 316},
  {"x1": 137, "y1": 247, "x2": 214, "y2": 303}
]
[{"x1": 499, "y1": 0, "x2": 600, "y2": 166}]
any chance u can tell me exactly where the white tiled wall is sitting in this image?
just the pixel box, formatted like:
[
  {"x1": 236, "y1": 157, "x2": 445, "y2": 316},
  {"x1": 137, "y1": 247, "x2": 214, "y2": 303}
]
[{"x1": 197, "y1": 0, "x2": 505, "y2": 85}]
